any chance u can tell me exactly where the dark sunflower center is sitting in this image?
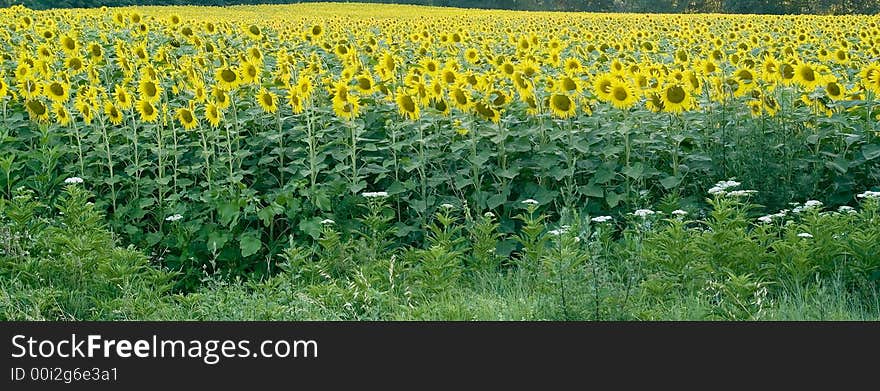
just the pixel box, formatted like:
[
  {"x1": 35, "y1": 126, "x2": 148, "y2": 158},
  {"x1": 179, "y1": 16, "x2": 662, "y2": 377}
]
[
  {"x1": 27, "y1": 100, "x2": 46, "y2": 115},
  {"x1": 551, "y1": 94, "x2": 571, "y2": 111},
  {"x1": 666, "y1": 86, "x2": 686, "y2": 104},
  {"x1": 613, "y1": 86, "x2": 628, "y2": 101},
  {"x1": 221, "y1": 69, "x2": 237, "y2": 83}
]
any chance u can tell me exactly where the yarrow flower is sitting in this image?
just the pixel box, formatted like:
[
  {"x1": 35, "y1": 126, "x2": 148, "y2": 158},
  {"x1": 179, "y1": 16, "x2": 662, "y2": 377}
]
[
  {"x1": 726, "y1": 190, "x2": 757, "y2": 197},
  {"x1": 548, "y1": 225, "x2": 570, "y2": 236},
  {"x1": 165, "y1": 214, "x2": 183, "y2": 222},
  {"x1": 591, "y1": 215, "x2": 613, "y2": 223},
  {"x1": 671, "y1": 209, "x2": 688, "y2": 216},
  {"x1": 797, "y1": 232, "x2": 813, "y2": 238},
  {"x1": 708, "y1": 179, "x2": 741, "y2": 196},
  {"x1": 837, "y1": 205, "x2": 856, "y2": 214},
  {"x1": 521, "y1": 199, "x2": 539, "y2": 205},
  {"x1": 320, "y1": 219, "x2": 335, "y2": 225},
  {"x1": 856, "y1": 190, "x2": 880, "y2": 199},
  {"x1": 757, "y1": 215, "x2": 774, "y2": 224},
  {"x1": 64, "y1": 177, "x2": 84, "y2": 184},
  {"x1": 633, "y1": 209, "x2": 656, "y2": 218},
  {"x1": 804, "y1": 200, "x2": 823, "y2": 208},
  {"x1": 440, "y1": 203, "x2": 455, "y2": 209},
  {"x1": 483, "y1": 212, "x2": 495, "y2": 218},
  {"x1": 362, "y1": 191, "x2": 389, "y2": 198}
]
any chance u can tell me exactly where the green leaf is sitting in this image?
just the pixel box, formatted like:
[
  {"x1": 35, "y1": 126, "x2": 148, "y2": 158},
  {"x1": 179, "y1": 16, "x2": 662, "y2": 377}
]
[
  {"x1": 207, "y1": 231, "x2": 229, "y2": 251},
  {"x1": 862, "y1": 144, "x2": 880, "y2": 161},
  {"x1": 239, "y1": 230, "x2": 262, "y2": 258},
  {"x1": 622, "y1": 163, "x2": 644, "y2": 180},
  {"x1": 487, "y1": 193, "x2": 506, "y2": 209},
  {"x1": 298, "y1": 217, "x2": 323, "y2": 240},
  {"x1": 659, "y1": 175, "x2": 682, "y2": 189}
]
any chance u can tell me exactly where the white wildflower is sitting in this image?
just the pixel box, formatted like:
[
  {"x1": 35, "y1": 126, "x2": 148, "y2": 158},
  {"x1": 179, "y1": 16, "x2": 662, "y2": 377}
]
[
  {"x1": 856, "y1": 190, "x2": 880, "y2": 199},
  {"x1": 671, "y1": 209, "x2": 688, "y2": 216},
  {"x1": 708, "y1": 186, "x2": 726, "y2": 195},
  {"x1": 521, "y1": 199, "x2": 539, "y2": 205},
  {"x1": 804, "y1": 200, "x2": 823, "y2": 209},
  {"x1": 362, "y1": 191, "x2": 389, "y2": 198},
  {"x1": 165, "y1": 214, "x2": 183, "y2": 222},
  {"x1": 757, "y1": 215, "x2": 774, "y2": 224},
  {"x1": 591, "y1": 215, "x2": 613, "y2": 223},
  {"x1": 727, "y1": 190, "x2": 757, "y2": 197},
  {"x1": 837, "y1": 205, "x2": 856, "y2": 214},
  {"x1": 633, "y1": 209, "x2": 656, "y2": 218},
  {"x1": 440, "y1": 203, "x2": 455, "y2": 209},
  {"x1": 483, "y1": 212, "x2": 495, "y2": 218},
  {"x1": 320, "y1": 219, "x2": 335, "y2": 225},
  {"x1": 797, "y1": 232, "x2": 813, "y2": 238},
  {"x1": 64, "y1": 177, "x2": 84, "y2": 184}
]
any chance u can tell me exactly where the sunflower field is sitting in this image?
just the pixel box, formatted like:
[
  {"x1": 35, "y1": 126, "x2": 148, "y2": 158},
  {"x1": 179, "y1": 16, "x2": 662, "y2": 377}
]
[{"x1": 1, "y1": 3, "x2": 879, "y2": 319}]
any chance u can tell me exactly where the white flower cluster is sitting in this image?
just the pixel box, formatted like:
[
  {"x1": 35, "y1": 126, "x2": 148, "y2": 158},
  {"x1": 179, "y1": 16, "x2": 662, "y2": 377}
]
[
  {"x1": 757, "y1": 209, "x2": 789, "y2": 224},
  {"x1": 792, "y1": 200, "x2": 823, "y2": 214},
  {"x1": 64, "y1": 177, "x2": 84, "y2": 184},
  {"x1": 671, "y1": 209, "x2": 688, "y2": 216},
  {"x1": 708, "y1": 179, "x2": 741, "y2": 195},
  {"x1": 632, "y1": 209, "x2": 656, "y2": 218},
  {"x1": 797, "y1": 232, "x2": 814, "y2": 238},
  {"x1": 362, "y1": 191, "x2": 389, "y2": 198},
  {"x1": 837, "y1": 205, "x2": 856, "y2": 214},
  {"x1": 440, "y1": 203, "x2": 455, "y2": 209},
  {"x1": 165, "y1": 214, "x2": 183, "y2": 222},
  {"x1": 521, "y1": 199, "x2": 539, "y2": 205},
  {"x1": 320, "y1": 219, "x2": 335, "y2": 225},
  {"x1": 591, "y1": 215, "x2": 613, "y2": 223},
  {"x1": 857, "y1": 190, "x2": 880, "y2": 199},
  {"x1": 548, "y1": 225, "x2": 571, "y2": 236}
]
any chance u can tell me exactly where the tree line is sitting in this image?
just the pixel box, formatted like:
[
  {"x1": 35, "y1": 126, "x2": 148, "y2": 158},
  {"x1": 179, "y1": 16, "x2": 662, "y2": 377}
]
[{"x1": 2, "y1": 0, "x2": 879, "y2": 14}]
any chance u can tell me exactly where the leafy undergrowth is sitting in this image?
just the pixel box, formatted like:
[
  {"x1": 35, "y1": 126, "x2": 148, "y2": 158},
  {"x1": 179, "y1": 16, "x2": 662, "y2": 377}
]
[{"x1": 2, "y1": 183, "x2": 879, "y2": 320}]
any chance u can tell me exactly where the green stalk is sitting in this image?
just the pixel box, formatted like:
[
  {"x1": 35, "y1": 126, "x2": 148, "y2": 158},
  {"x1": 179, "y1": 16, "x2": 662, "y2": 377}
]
[{"x1": 99, "y1": 117, "x2": 117, "y2": 213}]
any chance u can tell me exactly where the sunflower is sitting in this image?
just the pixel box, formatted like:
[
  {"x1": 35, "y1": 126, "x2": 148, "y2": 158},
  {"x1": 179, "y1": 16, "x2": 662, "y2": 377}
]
[
  {"x1": 660, "y1": 84, "x2": 693, "y2": 114},
  {"x1": 176, "y1": 105, "x2": 199, "y2": 130},
  {"x1": 354, "y1": 73, "x2": 375, "y2": 94},
  {"x1": 239, "y1": 60, "x2": 261, "y2": 85},
  {"x1": 449, "y1": 87, "x2": 471, "y2": 111},
  {"x1": 592, "y1": 73, "x2": 615, "y2": 102},
  {"x1": 53, "y1": 103, "x2": 70, "y2": 126},
  {"x1": 25, "y1": 99, "x2": 49, "y2": 123},
  {"x1": 137, "y1": 99, "x2": 159, "y2": 123},
  {"x1": 205, "y1": 102, "x2": 223, "y2": 127},
  {"x1": 0, "y1": 79, "x2": 9, "y2": 98},
  {"x1": 824, "y1": 80, "x2": 844, "y2": 100},
  {"x1": 608, "y1": 79, "x2": 638, "y2": 110},
  {"x1": 549, "y1": 93, "x2": 576, "y2": 119},
  {"x1": 333, "y1": 95, "x2": 360, "y2": 121},
  {"x1": 287, "y1": 90, "x2": 305, "y2": 114},
  {"x1": 19, "y1": 78, "x2": 41, "y2": 100},
  {"x1": 473, "y1": 101, "x2": 499, "y2": 123},
  {"x1": 395, "y1": 89, "x2": 420, "y2": 120},
  {"x1": 645, "y1": 91, "x2": 665, "y2": 113},
  {"x1": 139, "y1": 78, "x2": 162, "y2": 103},
  {"x1": 66, "y1": 56, "x2": 85, "y2": 74},
  {"x1": 778, "y1": 62, "x2": 796, "y2": 86},
  {"x1": 75, "y1": 99, "x2": 94, "y2": 125},
  {"x1": 244, "y1": 24, "x2": 262, "y2": 41},
  {"x1": 794, "y1": 62, "x2": 820, "y2": 90},
  {"x1": 257, "y1": 88, "x2": 278, "y2": 114},
  {"x1": 104, "y1": 101, "x2": 124, "y2": 125},
  {"x1": 212, "y1": 87, "x2": 231, "y2": 109},
  {"x1": 44, "y1": 80, "x2": 69, "y2": 103},
  {"x1": 215, "y1": 65, "x2": 240, "y2": 90},
  {"x1": 114, "y1": 85, "x2": 133, "y2": 110}
]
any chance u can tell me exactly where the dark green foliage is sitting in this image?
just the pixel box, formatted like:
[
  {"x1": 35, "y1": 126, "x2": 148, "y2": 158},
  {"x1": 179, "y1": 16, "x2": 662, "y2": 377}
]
[{"x1": 3, "y1": 0, "x2": 879, "y2": 15}]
